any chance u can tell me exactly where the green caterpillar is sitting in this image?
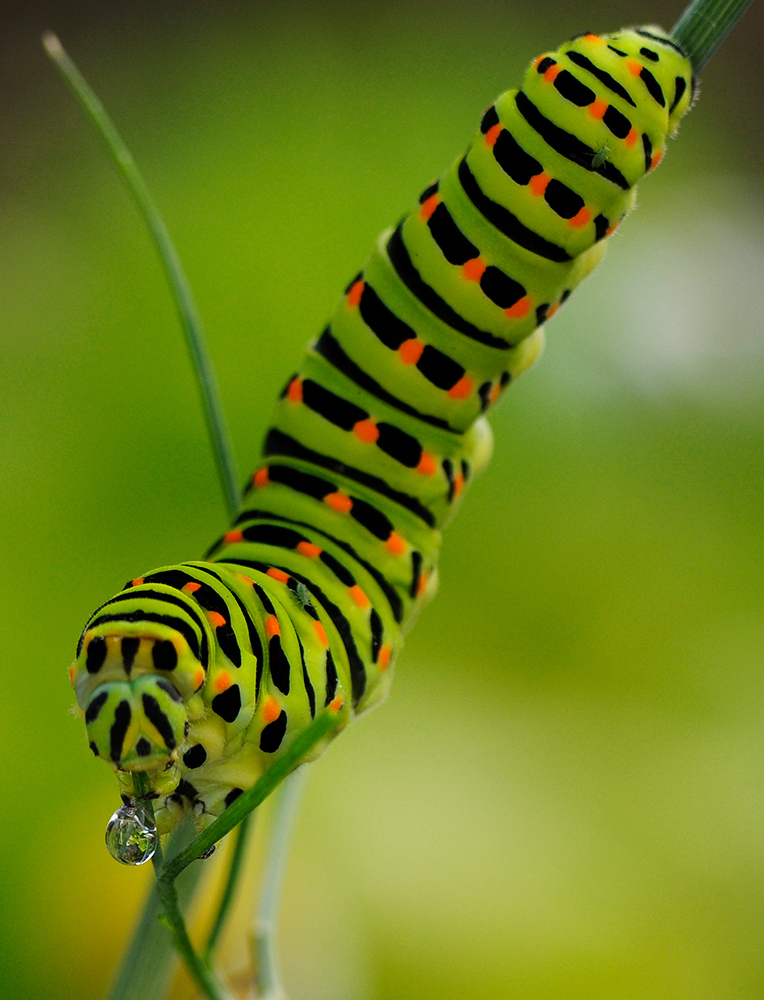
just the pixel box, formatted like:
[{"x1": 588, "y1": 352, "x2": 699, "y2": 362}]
[{"x1": 70, "y1": 26, "x2": 693, "y2": 858}]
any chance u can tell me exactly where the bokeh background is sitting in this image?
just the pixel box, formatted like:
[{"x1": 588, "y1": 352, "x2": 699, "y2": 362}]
[{"x1": 2, "y1": 1, "x2": 764, "y2": 997}]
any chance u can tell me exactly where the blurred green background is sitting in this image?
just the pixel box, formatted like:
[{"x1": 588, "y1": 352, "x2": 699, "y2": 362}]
[{"x1": 2, "y1": 1, "x2": 764, "y2": 997}]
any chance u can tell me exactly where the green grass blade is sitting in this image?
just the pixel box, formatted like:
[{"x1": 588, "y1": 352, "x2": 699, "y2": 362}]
[
  {"x1": 107, "y1": 820, "x2": 204, "y2": 1000},
  {"x1": 672, "y1": 0, "x2": 758, "y2": 72},
  {"x1": 154, "y1": 868, "x2": 238, "y2": 1000},
  {"x1": 204, "y1": 813, "x2": 255, "y2": 961},
  {"x1": 133, "y1": 776, "x2": 238, "y2": 1000},
  {"x1": 252, "y1": 768, "x2": 310, "y2": 1000},
  {"x1": 42, "y1": 32, "x2": 240, "y2": 520},
  {"x1": 162, "y1": 706, "x2": 344, "y2": 883}
]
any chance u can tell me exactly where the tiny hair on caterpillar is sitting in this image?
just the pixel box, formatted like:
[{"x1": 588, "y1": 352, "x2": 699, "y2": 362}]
[{"x1": 66, "y1": 24, "x2": 696, "y2": 858}]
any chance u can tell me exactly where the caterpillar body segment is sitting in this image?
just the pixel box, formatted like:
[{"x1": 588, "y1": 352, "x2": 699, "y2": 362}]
[{"x1": 71, "y1": 27, "x2": 693, "y2": 844}]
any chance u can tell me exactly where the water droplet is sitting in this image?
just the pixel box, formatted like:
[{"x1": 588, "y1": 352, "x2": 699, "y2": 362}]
[{"x1": 105, "y1": 801, "x2": 158, "y2": 865}]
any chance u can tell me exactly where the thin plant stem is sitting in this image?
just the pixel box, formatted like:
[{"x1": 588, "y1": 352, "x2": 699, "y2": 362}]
[
  {"x1": 154, "y1": 866, "x2": 238, "y2": 1000},
  {"x1": 107, "y1": 820, "x2": 204, "y2": 1000},
  {"x1": 250, "y1": 768, "x2": 310, "y2": 1000},
  {"x1": 130, "y1": 775, "x2": 238, "y2": 1000},
  {"x1": 205, "y1": 813, "x2": 256, "y2": 961},
  {"x1": 42, "y1": 32, "x2": 240, "y2": 521},
  {"x1": 161, "y1": 706, "x2": 344, "y2": 883},
  {"x1": 107, "y1": 774, "x2": 178, "y2": 1000},
  {"x1": 146, "y1": 709, "x2": 341, "y2": 999},
  {"x1": 672, "y1": 0, "x2": 758, "y2": 71}
]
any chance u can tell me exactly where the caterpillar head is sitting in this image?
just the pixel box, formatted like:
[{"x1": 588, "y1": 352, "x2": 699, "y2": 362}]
[
  {"x1": 72, "y1": 624, "x2": 204, "y2": 774},
  {"x1": 71, "y1": 587, "x2": 212, "y2": 861},
  {"x1": 83, "y1": 672, "x2": 188, "y2": 769}
]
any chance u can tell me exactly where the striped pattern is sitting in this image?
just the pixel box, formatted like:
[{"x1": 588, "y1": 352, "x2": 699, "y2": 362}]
[{"x1": 71, "y1": 27, "x2": 693, "y2": 839}]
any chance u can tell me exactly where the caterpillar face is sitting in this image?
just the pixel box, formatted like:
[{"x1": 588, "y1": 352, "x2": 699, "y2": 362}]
[
  {"x1": 84, "y1": 673, "x2": 187, "y2": 770},
  {"x1": 71, "y1": 583, "x2": 215, "y2": 799}
]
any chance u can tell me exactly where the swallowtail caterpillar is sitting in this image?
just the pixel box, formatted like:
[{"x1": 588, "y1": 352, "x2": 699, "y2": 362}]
[{"x1": 68, "y1": 26, "x2": 694, "y2": 862}]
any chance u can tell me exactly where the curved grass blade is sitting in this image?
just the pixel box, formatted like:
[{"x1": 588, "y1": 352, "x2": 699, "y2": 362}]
[
  {"x1": 42, "y1": 32, "x2": 240, "y2": 520},
  {"x1": 672, "y1": 0, "x2": 758, "y2": 72}
]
